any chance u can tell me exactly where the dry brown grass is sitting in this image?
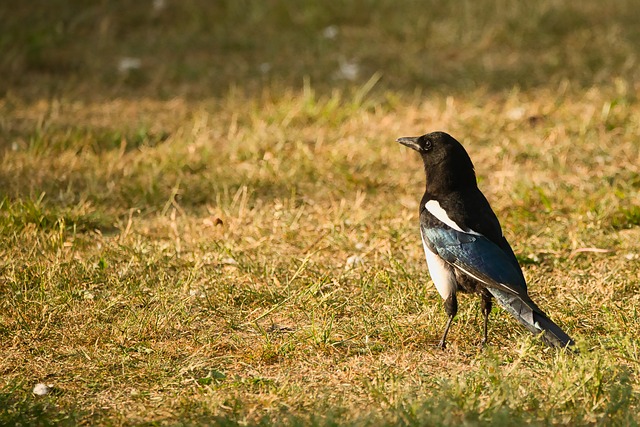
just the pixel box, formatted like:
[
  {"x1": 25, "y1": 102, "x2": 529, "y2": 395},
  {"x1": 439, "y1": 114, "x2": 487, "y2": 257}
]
[{"x1": 1, "y1": 1, "x2": 640, "y2": 425}]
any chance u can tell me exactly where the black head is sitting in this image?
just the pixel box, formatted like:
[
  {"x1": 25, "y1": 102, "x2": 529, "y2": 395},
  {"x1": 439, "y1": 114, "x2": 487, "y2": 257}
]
[{"x1": 397, "y1": 131, "x2": 477, "y2": 192}]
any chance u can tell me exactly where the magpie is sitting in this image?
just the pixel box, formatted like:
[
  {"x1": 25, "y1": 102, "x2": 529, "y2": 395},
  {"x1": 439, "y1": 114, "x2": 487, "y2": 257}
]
[{"x1": 397, "y1": 131, "x2": 574, "y2": 349}]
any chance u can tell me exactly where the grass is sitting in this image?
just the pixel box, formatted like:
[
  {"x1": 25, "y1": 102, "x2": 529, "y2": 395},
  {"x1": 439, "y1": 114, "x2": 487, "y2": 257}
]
[{"x1": 1, "y1": 0, "x2": 640, "y2": 425}]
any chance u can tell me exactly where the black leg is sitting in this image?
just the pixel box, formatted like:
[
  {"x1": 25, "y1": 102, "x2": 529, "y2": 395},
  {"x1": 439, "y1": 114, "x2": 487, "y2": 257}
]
[
  {"x1": 480, "y1": 290, "x2": 492, "y2": 347},
  {"x1": 439, "y1": 315, "x2": 454, "y2": 349},
  {"x1": 439, "y1": 294, "x2": 458, "y2": 349}
]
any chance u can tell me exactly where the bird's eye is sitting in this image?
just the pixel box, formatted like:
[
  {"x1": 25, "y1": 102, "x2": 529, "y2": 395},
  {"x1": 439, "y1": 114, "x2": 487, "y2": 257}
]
[{"x1": 422, "y1": 138, "x2": 433, "y2": 151}]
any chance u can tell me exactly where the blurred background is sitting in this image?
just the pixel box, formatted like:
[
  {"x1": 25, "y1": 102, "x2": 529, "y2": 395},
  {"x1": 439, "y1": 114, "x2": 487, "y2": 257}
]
[{"x1": 3, "y1": 0, "x2": 640, "y2": 101}]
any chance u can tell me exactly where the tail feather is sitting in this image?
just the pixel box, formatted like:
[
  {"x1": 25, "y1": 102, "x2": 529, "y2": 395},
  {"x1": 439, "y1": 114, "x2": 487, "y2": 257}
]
[{"x1": 487, "y1": 288, "x2": 574, "y2": 348}]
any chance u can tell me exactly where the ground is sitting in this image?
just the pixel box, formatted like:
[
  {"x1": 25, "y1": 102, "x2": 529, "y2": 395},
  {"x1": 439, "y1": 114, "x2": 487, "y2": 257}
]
[{"x1": 1, "y1": 1, "x2": 640, "y2": 425}]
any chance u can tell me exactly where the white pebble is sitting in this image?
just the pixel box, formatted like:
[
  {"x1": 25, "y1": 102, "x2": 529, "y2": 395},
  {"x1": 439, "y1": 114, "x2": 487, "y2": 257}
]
[
  {"x1": 221, "y1": 257, "x2": 238, "y2": 265},
  {"x1": 118, "y1": 57, "x2": 142, "y2": 73},
  {"x1": 33, "y1": 383, "x2": 51, "y2": 396},
  {"x1": 259, "y1": 63, "x2": 272, "y2": 74},
  {"x1": 322, "y1": 25, "x2": 339, "y2": 39},
  {"x1": 335, "y1": 59, "x2": 359, "y2": 81},
  {"x1": 345, "y1": 255, "x2": 364, "y2": 270},
  {"x1": 506, "y1": 107, "x2": 525, "y2": 120},
  {"x1": 152, "y1": 0, "x2": 166, "y2": 12}
]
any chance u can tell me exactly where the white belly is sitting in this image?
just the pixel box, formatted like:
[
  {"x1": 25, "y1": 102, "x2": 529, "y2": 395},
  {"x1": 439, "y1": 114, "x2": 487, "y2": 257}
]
[{"x1": 421, "y1": 230, "x2": 457, "y2": 300}]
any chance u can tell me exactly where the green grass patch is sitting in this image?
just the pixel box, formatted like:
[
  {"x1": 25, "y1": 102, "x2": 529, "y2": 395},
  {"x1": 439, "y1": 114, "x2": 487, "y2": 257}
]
[{"x1": 1, "y1": 0, "x2": 640, "y2": 425}]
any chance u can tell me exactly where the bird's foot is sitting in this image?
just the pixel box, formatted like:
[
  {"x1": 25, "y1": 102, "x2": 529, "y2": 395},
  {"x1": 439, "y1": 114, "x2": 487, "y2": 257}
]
[{"x1": 438, "y1": 339, "x2": 447, "y2": 350}]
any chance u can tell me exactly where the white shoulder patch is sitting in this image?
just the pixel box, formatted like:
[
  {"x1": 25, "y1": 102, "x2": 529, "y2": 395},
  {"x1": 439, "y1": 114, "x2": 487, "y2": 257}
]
[{"x1": 425, "y1": 200, "x2": 481, "y2": 235}]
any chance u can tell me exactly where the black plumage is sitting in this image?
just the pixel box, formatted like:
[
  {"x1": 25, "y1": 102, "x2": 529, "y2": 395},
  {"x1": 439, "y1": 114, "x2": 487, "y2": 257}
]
[{"x1": 398, "y1": 131, "x2": 574, "y2": 349}]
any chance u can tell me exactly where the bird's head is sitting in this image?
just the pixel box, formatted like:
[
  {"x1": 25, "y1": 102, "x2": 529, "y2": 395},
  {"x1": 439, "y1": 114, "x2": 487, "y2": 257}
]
[{"x1": 397, "y1": 131, "x2": 477, "y2": 191}]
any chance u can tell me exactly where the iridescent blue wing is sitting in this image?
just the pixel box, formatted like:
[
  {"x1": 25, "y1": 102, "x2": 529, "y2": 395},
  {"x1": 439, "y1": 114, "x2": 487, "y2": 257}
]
[{"x1": 421, "y1": 224, "x2": 528, "y2": 297}]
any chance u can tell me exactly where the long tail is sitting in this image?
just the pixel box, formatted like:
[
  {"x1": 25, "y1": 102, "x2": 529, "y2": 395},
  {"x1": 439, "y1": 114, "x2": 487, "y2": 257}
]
[{"x1": 487, "y1": 288, "x2": 575, "y2": 348}]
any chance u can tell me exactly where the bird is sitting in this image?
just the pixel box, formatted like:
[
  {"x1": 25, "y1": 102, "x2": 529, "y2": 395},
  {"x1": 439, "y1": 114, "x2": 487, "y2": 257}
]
[{"x1": 397, "y1": 131, "x2": 574, "y2": 349}]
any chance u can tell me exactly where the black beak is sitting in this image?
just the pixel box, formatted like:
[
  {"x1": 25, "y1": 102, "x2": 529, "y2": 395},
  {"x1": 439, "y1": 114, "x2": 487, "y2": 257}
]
[{"x1": 396, "y1": 136, "x2": 421, "y2": 152}]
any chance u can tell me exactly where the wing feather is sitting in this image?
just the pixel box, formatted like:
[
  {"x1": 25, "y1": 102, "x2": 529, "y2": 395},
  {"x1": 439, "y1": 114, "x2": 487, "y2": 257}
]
[{"x1": 421, "y1": 225, "x2": 528, "y2": 297}]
